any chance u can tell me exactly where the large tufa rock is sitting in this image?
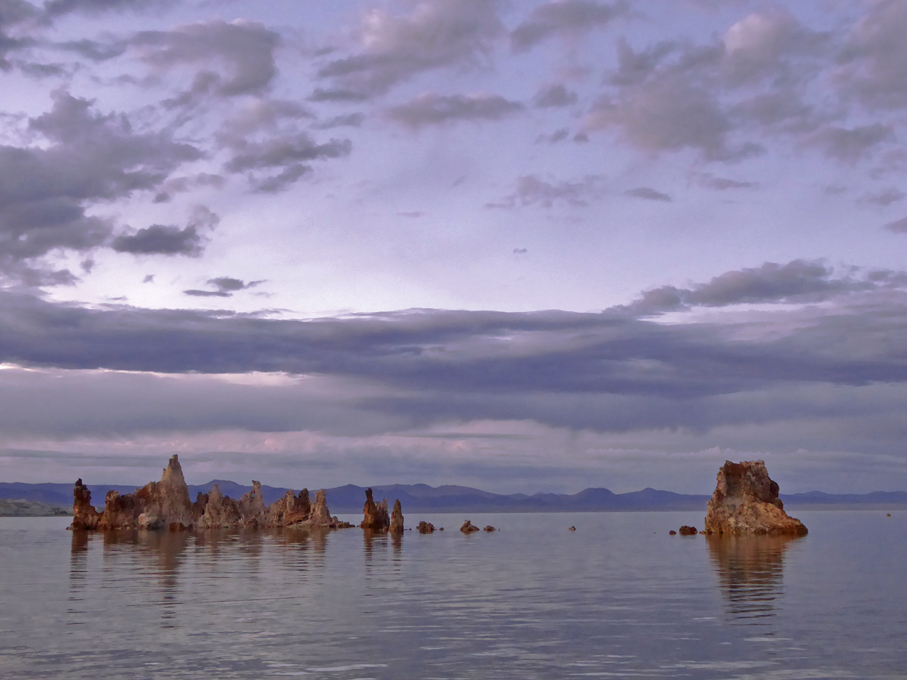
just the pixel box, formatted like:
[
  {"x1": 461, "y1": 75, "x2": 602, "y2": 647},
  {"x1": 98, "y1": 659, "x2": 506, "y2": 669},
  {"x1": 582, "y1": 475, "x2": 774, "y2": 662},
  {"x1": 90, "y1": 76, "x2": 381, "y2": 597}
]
[
  {"x1": 95, "y1": 455, "x2": 196, "y2": 530},
  {"x1": 71, "y1": 478, "x2": 101, "y2": 530},
  {"x1": 308, "y1": 489, "x2": 334, "y2": 527},
  {"x1": 360, "y1": 488, "x2": 390, "y2": 531},
  {"x1": 70, "y1": 455, "x2": 346, "y2": 531},
  {"x1": 389, "y1": 499, "x2": 404, "y2": 534},
  {"x1": 704, "y1": 461, "x2": 807, "y2": 536},
  {"x1": 197, "y1": 484, "x2": 241, "y2": 529}
]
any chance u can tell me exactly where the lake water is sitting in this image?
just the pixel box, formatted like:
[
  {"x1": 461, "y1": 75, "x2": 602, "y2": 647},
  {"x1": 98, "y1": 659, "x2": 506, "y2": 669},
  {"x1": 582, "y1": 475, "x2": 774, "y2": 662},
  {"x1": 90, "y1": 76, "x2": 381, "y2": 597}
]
[{"x1": 0, "y1": 510, "x2": 904, "y2": 679}]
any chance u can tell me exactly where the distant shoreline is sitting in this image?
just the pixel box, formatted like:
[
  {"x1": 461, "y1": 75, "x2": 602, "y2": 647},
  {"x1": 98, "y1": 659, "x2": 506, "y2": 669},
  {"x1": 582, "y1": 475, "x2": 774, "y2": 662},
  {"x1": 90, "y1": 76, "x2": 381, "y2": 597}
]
[{"x1": 4, "y1": 480, "x2": 907, "y2": 516}]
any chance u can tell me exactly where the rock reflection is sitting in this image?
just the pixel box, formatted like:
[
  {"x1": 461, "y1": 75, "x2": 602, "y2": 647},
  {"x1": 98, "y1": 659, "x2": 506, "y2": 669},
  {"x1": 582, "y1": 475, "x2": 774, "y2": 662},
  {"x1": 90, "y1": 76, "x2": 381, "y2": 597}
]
[{"x1": 707, "y1": 535, "x2": 800, "y2": 624}]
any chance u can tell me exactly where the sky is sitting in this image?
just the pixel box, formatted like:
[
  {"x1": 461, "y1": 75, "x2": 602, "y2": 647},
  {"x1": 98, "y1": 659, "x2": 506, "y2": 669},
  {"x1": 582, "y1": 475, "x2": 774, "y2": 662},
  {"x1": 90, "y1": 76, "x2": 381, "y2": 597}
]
[{"x1": 2, "y1": 0, "x2": 907, "y2": 495}]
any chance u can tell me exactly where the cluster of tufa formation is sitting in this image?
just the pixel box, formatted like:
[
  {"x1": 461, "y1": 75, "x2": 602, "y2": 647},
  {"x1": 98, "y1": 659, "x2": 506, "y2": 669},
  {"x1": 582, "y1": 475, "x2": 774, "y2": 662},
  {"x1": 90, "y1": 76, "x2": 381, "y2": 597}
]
[
  {"x1": 704, "y1": 460, "x2": 808, "y2": 536},
  {"x1": 71, "y1": 455, "x2": 349, "y2": 531},
  {"x1": 359, "y1": 489, "x2": 405, "y2": 534}
]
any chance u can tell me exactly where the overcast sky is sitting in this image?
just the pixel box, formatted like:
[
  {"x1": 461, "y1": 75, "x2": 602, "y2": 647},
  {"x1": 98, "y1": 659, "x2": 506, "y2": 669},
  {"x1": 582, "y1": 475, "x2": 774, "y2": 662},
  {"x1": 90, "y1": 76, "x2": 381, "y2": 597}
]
[{"x1": 2, "y1": 0, "x2": 907, "y2": 494}]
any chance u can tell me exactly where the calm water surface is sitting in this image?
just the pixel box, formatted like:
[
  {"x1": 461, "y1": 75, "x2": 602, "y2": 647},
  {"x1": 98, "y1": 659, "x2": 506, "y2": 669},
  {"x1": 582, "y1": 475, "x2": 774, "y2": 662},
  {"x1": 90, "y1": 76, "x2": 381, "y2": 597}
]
[{"x1": 0, "y1": 511, "x2": 904, "y2": 679}]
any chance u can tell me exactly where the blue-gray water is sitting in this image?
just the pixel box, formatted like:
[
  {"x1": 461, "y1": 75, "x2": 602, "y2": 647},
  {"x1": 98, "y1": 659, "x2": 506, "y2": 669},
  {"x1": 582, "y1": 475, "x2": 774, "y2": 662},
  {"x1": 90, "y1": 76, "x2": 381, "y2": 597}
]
[{"x1": 0, "y1": 511, "x2": 904, "y2": 679}]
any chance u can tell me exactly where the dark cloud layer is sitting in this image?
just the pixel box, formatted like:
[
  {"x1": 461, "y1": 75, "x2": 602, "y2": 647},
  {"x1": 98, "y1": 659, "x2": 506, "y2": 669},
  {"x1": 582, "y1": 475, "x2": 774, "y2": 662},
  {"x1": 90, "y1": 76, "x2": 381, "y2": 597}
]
[
  {"x1": 2, "y1": 262, "x2": 907, "y2": 431},
  {"x1": 0, "y1": 91, "x2": 201, "y2": 283}
]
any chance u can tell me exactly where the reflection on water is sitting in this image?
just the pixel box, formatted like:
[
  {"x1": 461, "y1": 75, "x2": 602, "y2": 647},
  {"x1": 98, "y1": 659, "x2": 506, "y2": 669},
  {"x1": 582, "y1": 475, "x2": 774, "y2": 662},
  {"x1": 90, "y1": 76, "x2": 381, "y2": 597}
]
[
  {"x1": 707, "y1": 535, "x2": 801, "y2": 625},
  {"x1": 2, "y1": 513, "x2": 901, "y2": 679}
]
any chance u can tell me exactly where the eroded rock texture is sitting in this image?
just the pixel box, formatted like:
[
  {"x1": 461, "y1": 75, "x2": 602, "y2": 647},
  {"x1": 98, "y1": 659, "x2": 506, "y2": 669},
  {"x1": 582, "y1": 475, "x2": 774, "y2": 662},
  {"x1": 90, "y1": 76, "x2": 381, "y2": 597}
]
[
  {"x1": 72, "y1": 479, "x2": 101, "y2": 530},
  {"x1": 704, "y1": 460, "x2": 808, "y2": 536},
  {"x1": 361, "y1": 488, "x2": 390, "y2": 531},
  {"x1": 417, "y1": 521, "x2": 435, "y2": 534},
  {"x1": 70, "y1": 455, "x2": 345, "y2": 531},
  {"x1": 390, "y1": 500, "x2": 404, "y2": 534}
]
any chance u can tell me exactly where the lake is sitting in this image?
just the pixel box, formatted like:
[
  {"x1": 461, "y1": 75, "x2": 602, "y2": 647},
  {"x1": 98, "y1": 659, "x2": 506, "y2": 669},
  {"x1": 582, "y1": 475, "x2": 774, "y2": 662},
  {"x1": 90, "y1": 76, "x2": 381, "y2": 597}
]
[{"x1": 0, "y1": 510, "x2": 904, "y2": 678}]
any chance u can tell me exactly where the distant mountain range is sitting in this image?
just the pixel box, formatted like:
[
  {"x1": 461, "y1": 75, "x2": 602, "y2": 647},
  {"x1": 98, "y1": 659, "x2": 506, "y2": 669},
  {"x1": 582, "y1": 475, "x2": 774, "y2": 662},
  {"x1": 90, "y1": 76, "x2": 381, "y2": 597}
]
[{"x1": 2, "y1": 480, "x2": 907, "y2": 515}]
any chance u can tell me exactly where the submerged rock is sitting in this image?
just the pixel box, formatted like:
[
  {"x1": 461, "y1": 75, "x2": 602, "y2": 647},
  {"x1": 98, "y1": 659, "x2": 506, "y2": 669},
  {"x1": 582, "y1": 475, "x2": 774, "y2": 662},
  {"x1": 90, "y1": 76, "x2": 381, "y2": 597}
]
[
  {"x1": 704, "y1": 460, "x2": 808, "y2": 536},
  {"x1": 678, "y1": 525, "x2": 698, "y2": 536},
  {"x1": 390, "y1": 499, "x2": 404, "y2": 534},
  {"x1": 460, "y1": 520, "x2": 480, "y2": 534}
]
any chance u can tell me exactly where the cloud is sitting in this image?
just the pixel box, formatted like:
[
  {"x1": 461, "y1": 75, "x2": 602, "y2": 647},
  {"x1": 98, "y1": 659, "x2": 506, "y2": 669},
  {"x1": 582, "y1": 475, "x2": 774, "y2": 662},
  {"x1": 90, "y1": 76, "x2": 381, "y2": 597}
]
[
  {"x1": 112, "y1": 224, "x2": 203, "y2": 256},
  {"x1": 317, "y1": 0, "x2": 503, "y2": 96},
  {"x1": 129, "y1": 20, "x2": 280, "y2": 98},
  {"x1": 184, "y1": 277, "x2": 265, "y2": 297},
  {"x1": 625, "y1": 260, "x2": 885, "y2": 316},
  {"x1": 43, "y1": 0, "x2": 174, "y2": 19},
  {"x1": 0, "y1": 91, "x2": 200, "y2": 283},
  {"x1": 836, "y1": 0, "x2": 907, "y2": 111},
  {"x1": 697, "y1": 173, "x2": 758, "y2": 190},
  {"x1": 625, "y1": 186, "x2": 671, "y2": 202},
  {"x1": 884, "y1": 217, "x2": 907, "y2": 234},
  {"x1": 532, "y1": 83, "x2": 577, "y2": 108},
  {"x1": 307, "y1": 88, "x2": 370, "y2": 103},
  {"x1": 590, "y1": 12, "x2": 839, "y2": 164},
  {"x1": 511, "y1": 0, "x2": 627, "y2": 52},
  {"x1": 860, "y1": 187, "x2": 905, "y2": 206},
  {"x1": 808, "y1": 124, "x2": 894, "y2": 163},
  {"x1": 386, "y1": 92, "x2": 523, "y2": 129},
  {"x1": 222, "y1": 133, "x2": 352, "y2": 193},
  {"x1": 3, "y1": 262, "x2": 907, "y2": 447},
  {"x1": 536, "y1": 128, "x2": 570, "y2": 144},
  {"x1": 111, "y1": 207, "x2": 219, "y2": 257},
  {"x1": 588, "y1": 78, "x2": 760, "y2": 161},
  {"x1": 488, "y1": 174, "x2": 604, "y2": 208},
  {"x1": 313, "y1": 113, "x2": 365, "y2": 129}
]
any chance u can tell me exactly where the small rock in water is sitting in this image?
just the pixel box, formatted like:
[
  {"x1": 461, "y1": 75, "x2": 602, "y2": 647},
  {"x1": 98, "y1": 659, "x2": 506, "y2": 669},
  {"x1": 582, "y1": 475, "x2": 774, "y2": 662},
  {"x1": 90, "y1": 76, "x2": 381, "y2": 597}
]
[
  {"x1": 568, "y1": 526, "x2": 576, "y2": 531},
  {"x1": 669, "y1": 530, "x2": 677, "y2": 535},
  {"x1": 483, "y1": 525, "x2": 495, "y2": 532},
  {"x1": 460, "y1": 520, "x2": 480, "y2": 534},
  {"x1": 887, "y1": 513, "x2": 892, "y2": 517},
  {"x1": 678, "y1": 525, "x2": 697, "y2": 535},
  {"x1": 417, "y1": 521, "x2": 435, "y2": 534}
]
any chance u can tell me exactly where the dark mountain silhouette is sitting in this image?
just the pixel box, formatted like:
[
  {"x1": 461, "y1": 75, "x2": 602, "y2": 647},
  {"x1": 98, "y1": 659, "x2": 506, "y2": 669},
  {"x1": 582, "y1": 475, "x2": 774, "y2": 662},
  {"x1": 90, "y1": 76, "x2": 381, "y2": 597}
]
[{"x1": 3, "y1": 480, "x2": 906, "y2": 513}]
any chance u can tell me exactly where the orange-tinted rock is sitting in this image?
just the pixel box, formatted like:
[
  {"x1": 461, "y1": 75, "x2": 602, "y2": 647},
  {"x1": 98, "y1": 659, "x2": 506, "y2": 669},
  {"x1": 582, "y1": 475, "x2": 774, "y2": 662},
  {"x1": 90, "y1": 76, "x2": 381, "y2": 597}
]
[
  {"x1": 390, "y1": 499, "x2": 404, "y2": 534},
  {"x1": 71, "y1": 478, "x2": 101, "y2": 530},
  {"x1": 360, "y1": 488, "x2": 390, "y2": 531},
  {"x1": 417, "y1": 521, "x2": 435, "y2": 534},
  {"x1": 94, "y1": 455, "x2": 195, "y2": 530},
  {"x1": 460, "y1": 520, "x2": 480, "y2": 534},
  {"x1": 267, "y1": 489, "x2": 311, "y2": 527},
  {"x1": 679, "y1": 525, "x2": 697, "y2": 535},
  {"x1": 704, "y1": 460, "x2": 808, "y2": 536},
  {"x1": 669, "y1": 530, "x2": 677, "y2": 535},
  {"x1": 71, "y1": 455, "x2": 346, "y2": 531},
  {"x1": 483, "y1": 525, "x2": 496, "y2": 532}
]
